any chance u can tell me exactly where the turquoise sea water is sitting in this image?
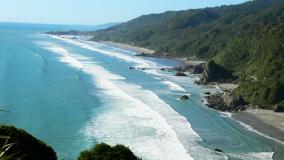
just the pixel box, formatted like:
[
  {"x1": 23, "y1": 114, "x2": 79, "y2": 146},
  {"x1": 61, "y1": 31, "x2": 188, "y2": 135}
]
[{"x1": 0, "y1": 23, "x2": 283, "y2": 160}]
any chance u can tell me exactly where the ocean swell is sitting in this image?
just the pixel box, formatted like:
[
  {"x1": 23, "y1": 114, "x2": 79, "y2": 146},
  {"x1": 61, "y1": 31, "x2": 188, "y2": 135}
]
[
  {"x1": 41, "y1": 43, "x2": 197, "y2": 160},
  {"x1": 41, "y1": 36, "x2": 276, "y2": 160}
]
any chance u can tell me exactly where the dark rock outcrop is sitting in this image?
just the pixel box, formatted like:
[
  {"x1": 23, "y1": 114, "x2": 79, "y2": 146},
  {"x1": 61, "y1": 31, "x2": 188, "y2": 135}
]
[
  {"x1": 135, "y1": 52, "x2": 148, "y2": 56},
  {"x1": 184, "y1": 64, "x2": 204, "y2": 74},
  {"x1": 175, "y1": 71, "x2": 187, "y2": 76},
  {"x1": 160, "y1": 67, "x2": 175, "y2": 72},
  {"x1": 173, "y1": 67, "x2": 185, "y2": 72},
  {"x1": 214, "y1": 149, "x2": 224, "y2": 153},
  {"x1": 192, "y1": 64, "x2": 204, "y2": 74},
  {"x1": 206, "y1": 90, "x2": 248, "y2": 112},
  {"x1": 204, "y1": 92, "x2": 211, "y2": 95},
  {"x1": 180, "y1": 95, "x2": 189, "y2": 100},
  {"x1": 199, "y1": 60, "x2": 235, "y2": 84}
]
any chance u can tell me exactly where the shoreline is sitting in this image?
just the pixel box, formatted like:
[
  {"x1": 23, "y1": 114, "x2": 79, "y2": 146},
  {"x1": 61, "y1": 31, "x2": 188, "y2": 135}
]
[
  {"x1": 101, "y1": 40, "x2": 284, "y2": 145},
  {"x1": 100, "y1": 41, "x2": 156, "y2": 55},
  {"x1": 56, "y1": 36, "x2": 284, "y2": 145},
  {"x1": 99, "y1": 41, "x2": 206, "y2": 66},
  {"x1": 232, "y1": 109, "x2": 284, "y2": 144}
]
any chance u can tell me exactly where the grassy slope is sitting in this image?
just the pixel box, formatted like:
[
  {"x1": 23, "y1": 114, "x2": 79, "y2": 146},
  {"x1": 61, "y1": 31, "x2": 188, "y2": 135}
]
[{"x1": 90, "y1": 0, "x2": 284, "y2": 108}]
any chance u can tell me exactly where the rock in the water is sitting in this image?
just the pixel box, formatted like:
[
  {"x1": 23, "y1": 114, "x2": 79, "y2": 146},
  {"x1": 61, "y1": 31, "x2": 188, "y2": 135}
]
[
  {"x1": 135, "y1": 52, "x2": 147, "y2": 56},
  {"x1": 214, "y1": 149, "x2": 224, "y2": 153},
  {"x1": 175, "y1": 71, "x2": 187, "y2": 76},
  {"x1": 204, "y1": 92, "x2": 211, "y2": 95},
  {"x1": 129, "y1": 67, "x2": 135, "y2": 70},
  {"x1": 160, "y1": 67, "x2": 174, "y2": 72},
  {"x1": 180, "y1": 95, "x2": 189, "y2": 100}
]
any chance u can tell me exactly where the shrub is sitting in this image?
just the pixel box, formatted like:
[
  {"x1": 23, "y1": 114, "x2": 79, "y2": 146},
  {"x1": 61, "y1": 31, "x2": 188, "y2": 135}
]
[
  {"x1": 0, "y1": 125, "x2": 57, "y2": 160},
  {"x1": 78, "y1": 143, "x2": 140, "y2": 160}
]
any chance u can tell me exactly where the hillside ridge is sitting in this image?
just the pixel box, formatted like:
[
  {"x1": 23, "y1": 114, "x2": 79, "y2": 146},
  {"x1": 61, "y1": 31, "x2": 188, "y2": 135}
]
[{"x1": 90, "y1": 0, "x2": 284, "y2": 108}]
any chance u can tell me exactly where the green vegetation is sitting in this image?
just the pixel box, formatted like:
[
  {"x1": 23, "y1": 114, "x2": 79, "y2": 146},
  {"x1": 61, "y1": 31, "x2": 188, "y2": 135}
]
[
  {"x1": 78, "y1": 143, "x2": 140, "y2": 160},
  {"x1": 274, "y1": 101, "x2": 284, "y2": 112},
  {"x1": 0, "y1": 125, "x2": 140, "y2": 160},
  {"x1": 90, "y1": 0, "x2": 284, "y2": 108},
  {"x1": 0, "y1": 125, "x2": 57, "y2": 160},
  {"x1": 0, "y1": 135, "x2": 15, "y2": 160}
]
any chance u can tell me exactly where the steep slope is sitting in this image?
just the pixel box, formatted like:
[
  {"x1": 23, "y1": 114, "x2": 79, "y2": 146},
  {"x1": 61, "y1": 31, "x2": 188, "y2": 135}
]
[
  {"x1": 90, "y1": 0, "x2": 284, "y2": 108},
  {"x1": 0, "y1": 125, "x2": 57, "y2": 160}
]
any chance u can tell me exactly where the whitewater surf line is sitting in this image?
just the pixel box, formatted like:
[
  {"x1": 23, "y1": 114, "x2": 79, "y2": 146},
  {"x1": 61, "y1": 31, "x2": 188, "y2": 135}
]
[
  {"x1": 41, "y1": 36, "x2": 275, "y2": 160},
  {"x1": 42, "y1": 44, "x2": 198, "y2": 160}
]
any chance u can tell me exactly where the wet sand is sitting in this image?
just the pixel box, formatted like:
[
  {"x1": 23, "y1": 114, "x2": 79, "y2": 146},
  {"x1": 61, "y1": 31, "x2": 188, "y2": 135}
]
[
  {"x1": 100, "y1": 40, "x2": 284, "y2": 145},
  {"x1": 233, "y1": 109, "x2": 284, "y2": 143}
]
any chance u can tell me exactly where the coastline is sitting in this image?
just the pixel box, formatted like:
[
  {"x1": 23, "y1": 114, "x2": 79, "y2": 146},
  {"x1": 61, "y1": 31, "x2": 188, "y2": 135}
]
[
  {"x1": 232, "y1": 109, "x2": 284, "y2": 143},
  {"x1": 99, "y1": 41, "x2": 206, "y2": 66},
  {"x1": 64, "y1": 37, "x2": 284, "y2": 145},
  {"x1": 100, "y1": 41, "x2": 155, "y2": 55}
]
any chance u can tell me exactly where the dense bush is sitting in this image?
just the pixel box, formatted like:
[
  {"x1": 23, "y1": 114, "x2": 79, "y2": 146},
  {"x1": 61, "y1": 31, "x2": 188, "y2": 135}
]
[
  {"x1": 274, "y1": 101, "x2": 284, "y2": 112},
  {"x1": 78, "y1": 143, "x2": 140, "y2": 160},
  {"x1": 91, "y1": 0, "x2": 284, "y2": 107},
  {"x1": 0, "y1": 125, "x2": 57, "y2": 160}
]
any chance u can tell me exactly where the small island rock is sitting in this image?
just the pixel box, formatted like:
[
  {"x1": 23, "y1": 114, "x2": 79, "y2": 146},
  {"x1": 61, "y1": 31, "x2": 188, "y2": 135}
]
[
  {"x1": 175, "y1": 71, "x2": 187, "y2": 76},
  {"x1": 180, "y1": 95, "x2": 189, "y2": 100}
]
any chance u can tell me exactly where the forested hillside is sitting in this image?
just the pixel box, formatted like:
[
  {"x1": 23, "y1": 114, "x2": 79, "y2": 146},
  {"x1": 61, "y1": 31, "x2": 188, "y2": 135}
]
[{"x1": 90, "y1": 0, "x2": 284, "y2": 108}]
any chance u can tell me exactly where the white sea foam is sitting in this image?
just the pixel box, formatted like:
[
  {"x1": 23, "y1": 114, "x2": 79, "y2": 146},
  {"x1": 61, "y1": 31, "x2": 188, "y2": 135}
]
[
  {"x1": 220, "y1": 112, "x2": 232, "y2": 118},
  {"x1": 82, "y1": 63, "x2": 231, "y2": 160},
  {"x1": 214, "y1": 85, "x2": 223, "y2": 92},
  {"x1": 227, "y1": 152, "x2": 273, "y2": 160},
  {"x1": 162, "y1": 81, "x2": 187, "y2": 92},
  {"x1": 42, "y1": 42, "x2": 232, "y2": 159},
  {"x1": 40, "y1": 42, "x2": 196, "y2": 160},
  {"x1": 45, "y1": 46, "x2": 84, "y2": 69},
  {"x1": 43, "y1": 36, "x2": 277, "y2": 160},
  {"x1": 49, "y1": 35, "x2": 156, "y2": 68},
  {"x1": 81, "y1": 63, "x2": 196, "y2": 160}
]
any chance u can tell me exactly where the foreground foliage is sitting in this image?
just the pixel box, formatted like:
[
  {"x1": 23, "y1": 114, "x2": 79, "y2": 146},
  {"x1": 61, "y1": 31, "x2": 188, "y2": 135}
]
[
  {"x1": 0, "y1": 125, "x2": 57, "y2": 160},
  {"x1": 0, "y1": 125, "x2": 140, "y2": 160},
  {"x1": 78, "y1": 143, "x2": 140, "y2": 160},
  {"x1": 91, "y1": 0, "x2": 284, "y2": 108}
]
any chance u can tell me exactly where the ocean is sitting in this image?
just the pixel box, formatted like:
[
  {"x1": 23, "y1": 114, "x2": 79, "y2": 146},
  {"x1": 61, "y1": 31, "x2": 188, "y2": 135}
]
[{"x1": 0, "y1": 23, "x2": 283, "y2": 160}]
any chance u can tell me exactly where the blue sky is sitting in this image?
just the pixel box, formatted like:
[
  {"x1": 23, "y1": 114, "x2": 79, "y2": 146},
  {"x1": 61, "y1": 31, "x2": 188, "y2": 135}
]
[{"x1": 0, "y1": 0, "x2": 250, "y2": 25}]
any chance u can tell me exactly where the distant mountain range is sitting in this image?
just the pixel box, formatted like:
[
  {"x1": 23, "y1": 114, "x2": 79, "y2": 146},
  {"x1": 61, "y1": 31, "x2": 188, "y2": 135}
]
[{"x1": 90, "y1": 0, "x2": 284, "y2": 108}]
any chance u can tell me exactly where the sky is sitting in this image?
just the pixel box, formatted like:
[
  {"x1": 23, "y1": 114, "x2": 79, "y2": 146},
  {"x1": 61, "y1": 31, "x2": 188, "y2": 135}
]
[{"x1": 0, "y1": 0, "x2": 250, "y2": 25}]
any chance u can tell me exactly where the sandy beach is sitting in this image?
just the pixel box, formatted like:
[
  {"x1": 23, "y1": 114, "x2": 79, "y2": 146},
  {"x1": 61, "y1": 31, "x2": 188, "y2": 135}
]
[
  {"x1": 101, "y1": 41, "x2": 155, "y2": 55},
  {"x1": 232, "y1": 109, "x2": 284, "y2": 143},
  {"x1": 99, "y1": 40, "x2": 284, "y2": 144},
  {"x1": 177, "y1": 57, "x2": 206, "y2": 66},
  {"x1": 101, "y1": 41, "x2": 207, "y2": 67}
]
